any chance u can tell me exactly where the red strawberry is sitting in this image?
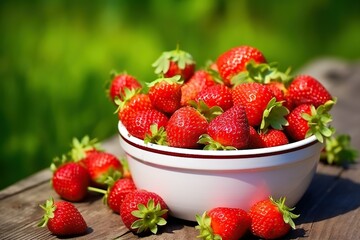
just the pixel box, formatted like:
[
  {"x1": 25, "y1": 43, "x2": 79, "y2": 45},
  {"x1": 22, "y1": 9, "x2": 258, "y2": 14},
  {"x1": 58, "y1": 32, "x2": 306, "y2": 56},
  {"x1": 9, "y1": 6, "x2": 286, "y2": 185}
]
[
  {"x1": 285, "y1": 101, "x2": 334, "y2": 142},
  {"x1": 284, "y1": 104, "x2": 311, "y2": 142},
  {"x1": 198, "y1": 105, "x2": 249, "y2": 150},
  {"x1": 147, "y1": 75, "x2": 183, "y2": 114},
  {"x1": 52, "y1": 162, "x2": 90, "y2": 202},
  {"x1": 260, "y1": 129, "x2": 289, "y2": 147},
  {"x1": 88, "y1": 177, "x2": 137, "y2": 213},
  {"x1": 267, "y1": 81, "x2": 287, "y2": 102},
  {"x1": 232, "y1": 82, "x2": 275, "y2": 127},
  {"x1": 115, "y1": 89, "x2": 153, "y2": 128},
  {"x1": 249, "y1": 197, "x2": 299, "y2": 239},
  {"x1": 107, "y1": 71, "x2": 142, "y2": 102},
  {"x1": 196, "y1": 207, "x2": 251, "y2": 240},
  {"x1": 125, "y1": 108, "x2": 168, "y2": 141},
  {"x1": 166, "y1": 106, "x2": 208, "y2": 148},
  {"x1": 217, "y1": 45, "x2": 266, "y2": 86},
  {"x1": 287, "y1": 75, "x2": 332, "y2": 108},
  {"x1": 38, "y1": 198, "x2": 88, "y2": 236},
  {"x1": 119, "y1": 190, "x2": 168, "y2": 234},
  {"x1": 247, "y1": 126, "x2": 265, "y2": 149},
  {"x1": 152, "y1": 46, "x2": 195, "y2": 81},
  {"x1": 83, "y1": 152, "x2": 123, "y2": 188},
  {"x1": 195, "y1": 84, "x2": 233, "y2": 111},
  {"x1": 107, "y1": 178, "x2": 137, "y2": 213},
  {"x1": 180, "y1": 69, "x2": 217, "y2": 106}
]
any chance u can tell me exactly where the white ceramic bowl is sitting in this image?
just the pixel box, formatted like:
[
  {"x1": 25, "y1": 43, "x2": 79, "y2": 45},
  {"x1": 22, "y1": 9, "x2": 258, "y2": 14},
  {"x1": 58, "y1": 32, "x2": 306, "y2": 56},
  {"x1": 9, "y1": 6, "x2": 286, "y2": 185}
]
[{"x1": 118, "y1": 121, "x2": 323, "y2": 221}]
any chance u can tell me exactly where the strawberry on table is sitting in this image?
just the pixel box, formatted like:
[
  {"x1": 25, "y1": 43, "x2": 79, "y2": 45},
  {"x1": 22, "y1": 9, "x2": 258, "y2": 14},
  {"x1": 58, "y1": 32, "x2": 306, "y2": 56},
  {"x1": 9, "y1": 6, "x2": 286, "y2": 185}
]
[
  {"x1": 249, "y1": 197, "x2": 299, "y2": 239},
  {"x1": 83, "y1": 151, "x2": 123, "y2": 188},
  {"x1": 166, "y1": 106, "x2": 209, "y2": 148},
  {"x1": 147, "y1": 75, "x2": 183, "y2": 114},
  {"x1": 196, "y1": 207, "x2": 251, "y2": 240},
  {"x1": 107, "y1": 71, "x2": 142, "y2": 102},
  {"x1": 286, "y1": 74, "x2": 333, "y2": 108},
  {"x1": 120, "y1": 190, "x2": 168, "y2": 234},
  {"x1": 88, "y1": 176, "x2": 137, "y2": 214},
  {"x1": 51, "y1": 162, "x2": 90, "y2": 202},
  {"x1": 198, "y1": 105, "x2": 249, "y2": 150},
  {"x1": 38, "y1": 198, "x2": 88, "y2": 236},
  {"x1": 152, "y1": 46, "x2": 195, "y2": 81},
  {"x1": 216, "y1": 45, "x2": 266, "y2": 86}
]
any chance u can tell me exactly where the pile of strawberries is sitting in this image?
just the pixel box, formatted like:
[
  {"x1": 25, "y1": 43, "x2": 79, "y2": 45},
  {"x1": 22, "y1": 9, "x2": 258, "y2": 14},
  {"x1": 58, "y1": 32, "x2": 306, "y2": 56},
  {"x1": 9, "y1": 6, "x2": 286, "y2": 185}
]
[
  {"x1": 38, "y1": 136, "x2": 169, "y2": 236},
  {"x1": 37, "y1": 134, "x2": 300, "y2": 239},
  {"x1": 37, "y1": 45, "x2": 357, "y2": 239},
  {"x1": 111, "y1": 45, "x2": 336, "y2": 151}
]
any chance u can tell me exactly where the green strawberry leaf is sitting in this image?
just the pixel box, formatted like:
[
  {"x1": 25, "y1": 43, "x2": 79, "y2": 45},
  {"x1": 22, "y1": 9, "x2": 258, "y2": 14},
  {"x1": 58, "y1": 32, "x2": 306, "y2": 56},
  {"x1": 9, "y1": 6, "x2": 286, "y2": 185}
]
[
  {"x1": 198, "y1": 134, "x2": 237, "y2": 150},
  {"x1": 146, "y1": 75, "x2": 183, "y2": 88},
  {"x1": 152, "y1": 46, "x2": 195, "y2": 75},
  {"x1": 189, "y1": 100, "x2": 223, "y2": 122},
  {"x1": 38, "y1": 197, "x2": 56, "y2": 228},
  {"x1": 144, "y1": 124, "x2": 168, "y2": 146},
  {"x1": 195, "y1": 211, "x2": 222, "y2": 240},
  {"x1": 130, "y1": 199, "x2": 168, "y2": 234},
  {"x1": 270, "y1": 196, "x2": 299, "y2": 230},
  {"x1": 260, "y1": 97, "x2": 289, "y2": 133},
  {"x1": 321, "y1": 134, "x2": 359, "y2": 166},
  {"x1": 302, "y1": 100, "x2": 336, "y2": 143},
  {"x1": 68, "y1": 135, "x2": 102, "y2": 162},
  {"x1": 231, "y1": 60, "x2": 293, "y2": 86}
]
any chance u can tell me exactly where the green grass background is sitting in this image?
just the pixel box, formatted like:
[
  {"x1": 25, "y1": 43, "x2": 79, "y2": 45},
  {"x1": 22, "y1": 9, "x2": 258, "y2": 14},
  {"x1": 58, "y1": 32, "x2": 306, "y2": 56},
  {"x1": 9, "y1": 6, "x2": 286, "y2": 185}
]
[{"x1": 1, "y1": 0, "x2": 359, "y2": 189}]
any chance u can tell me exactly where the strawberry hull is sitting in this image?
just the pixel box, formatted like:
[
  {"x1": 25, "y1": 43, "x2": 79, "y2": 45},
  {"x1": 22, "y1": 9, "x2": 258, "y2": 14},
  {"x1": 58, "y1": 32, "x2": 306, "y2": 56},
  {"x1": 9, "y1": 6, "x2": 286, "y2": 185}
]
[{"x1": 118, "y1": 121, "x2": 323, "y2": 222}]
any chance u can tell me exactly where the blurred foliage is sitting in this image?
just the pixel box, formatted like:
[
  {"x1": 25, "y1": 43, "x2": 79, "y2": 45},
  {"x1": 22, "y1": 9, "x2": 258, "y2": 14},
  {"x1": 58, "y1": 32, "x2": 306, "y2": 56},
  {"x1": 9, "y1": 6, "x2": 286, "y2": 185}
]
[{"x1": 0, "y1": 0, "x2": 359, "y2": 189}]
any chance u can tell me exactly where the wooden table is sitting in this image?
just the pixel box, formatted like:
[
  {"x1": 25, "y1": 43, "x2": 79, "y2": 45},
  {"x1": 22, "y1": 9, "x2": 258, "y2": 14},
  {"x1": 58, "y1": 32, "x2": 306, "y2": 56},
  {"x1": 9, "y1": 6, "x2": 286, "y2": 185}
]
[{"x1": 1, "y1": 58, "x2": 359, "y2": 239}]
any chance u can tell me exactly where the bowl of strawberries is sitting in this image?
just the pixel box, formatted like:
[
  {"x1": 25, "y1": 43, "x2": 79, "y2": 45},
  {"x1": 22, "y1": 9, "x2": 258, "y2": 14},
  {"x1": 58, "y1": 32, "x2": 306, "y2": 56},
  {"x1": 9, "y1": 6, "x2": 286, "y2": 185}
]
[{"x1": 113, "y1": 45, "x2": 334, "y2": 221}]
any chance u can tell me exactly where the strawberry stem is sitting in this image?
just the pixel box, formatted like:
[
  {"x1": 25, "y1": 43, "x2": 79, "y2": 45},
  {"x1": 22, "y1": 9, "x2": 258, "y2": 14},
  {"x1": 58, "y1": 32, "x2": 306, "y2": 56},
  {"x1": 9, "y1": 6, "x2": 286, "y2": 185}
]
[{"x1": 130, "y1": 199, "x2": 168, "y2": 234}]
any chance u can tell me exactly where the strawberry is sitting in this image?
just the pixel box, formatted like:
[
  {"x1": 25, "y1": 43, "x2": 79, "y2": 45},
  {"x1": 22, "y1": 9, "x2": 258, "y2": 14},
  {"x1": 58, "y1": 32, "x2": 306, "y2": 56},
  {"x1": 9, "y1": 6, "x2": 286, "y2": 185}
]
[
  {"x1": 82, "y1": 152, "x2": 123, "y2": 188},
  {"x1": 180, "y1": 69, "x2": 217, "y2": 106},
  {"x1": 247, "y1": 126, "x2": 266, "y2": 149},
  {"x1": 286, "y1": 75, "x2": 332, "y2": 108},
  {"x1": 198, "y1": 105, "x2": 249, "y2": 150},
  {"x1": 232, "y1": 82, "x2": 275, "y2": 127},
  {"x1": 216, "y1": 45, "x2": 266, "y2": 86},
  {"x1": 88, "y1": 176, "x2": 137, "y2": 213},
  {"x1": 195, "y1": 84, "x2": 233, "y2": 111},
  {"x1": 52, "y1": 162, "x2": 90, "y2": 202},
  {"x1": 115, "y1": 88, "x2": 153, "y2": 128},
  {"x1": 267, "y1": 81, "x2": 287, "y2": 102},
  {"x1": 147, "y1": 75, "x2": 183, "y2": 114},
  {"x1": 249, "y1": 197, "x2": 299, "y2": 239},
  {"x1": 107, "y1": 178, "x2": 137, "y2": 213},
  {"x1": 166, "y1": 106, "x2": 208, "y2": 148},
  {"x1": 260, "y1": 129, "x2": 289, "y2": 147},
  {"x1": 152, "y1": 46, "x2": 195, "y2": 81},
  {"x1": 107, "y1": 71, "x2": 142, "y2": 102},
  {"x1": 285, "y1": 100, "x2": 335, "y2": 143},
  {"x1": 119, "y1": 190, "x2": 168, "y2": 234},
  {"x1": 196, "y1": 207, "x2": 251, "y2": 240},
  {"x1": 38, "y1": 198, "x2": 87, "y2": 236},
  {"x1": 125, "y1": 108, "x2": 168, "y2": 141}
]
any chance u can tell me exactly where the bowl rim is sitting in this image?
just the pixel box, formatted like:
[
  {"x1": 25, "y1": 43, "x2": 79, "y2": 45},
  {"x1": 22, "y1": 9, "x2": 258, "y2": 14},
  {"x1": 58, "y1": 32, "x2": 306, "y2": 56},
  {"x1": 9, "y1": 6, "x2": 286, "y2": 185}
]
[{"x1": 118, "y1": 121, "x2": 320, "y2": 159}]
